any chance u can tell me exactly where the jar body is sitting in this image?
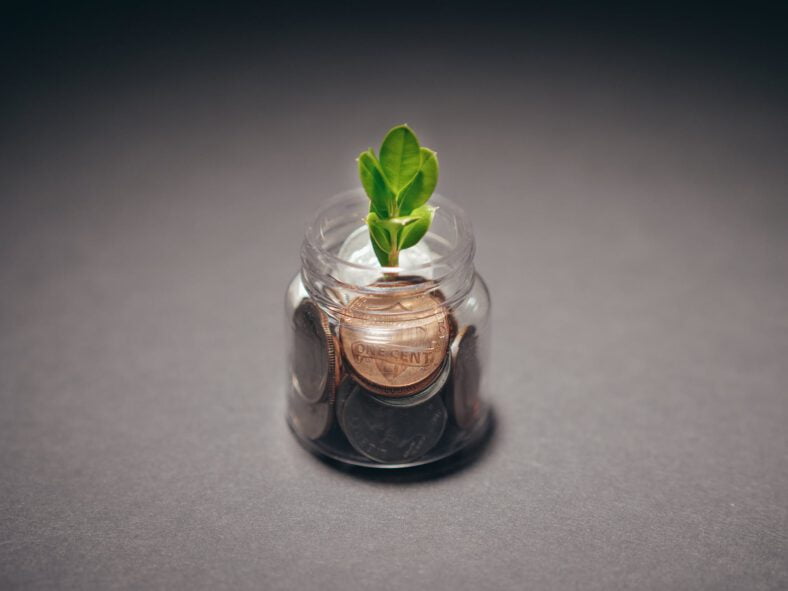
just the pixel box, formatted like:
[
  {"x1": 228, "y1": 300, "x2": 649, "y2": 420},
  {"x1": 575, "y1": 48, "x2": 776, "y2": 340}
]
[{"x1": 284, "y1": 190, "x2": 491, "y2": 468}]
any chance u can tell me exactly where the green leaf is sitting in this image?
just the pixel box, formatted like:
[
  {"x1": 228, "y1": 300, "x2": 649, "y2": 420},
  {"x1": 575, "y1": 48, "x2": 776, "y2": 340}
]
[
  {"x1": 356, "y1": 125, "x2": 440, "y2": 266},
  {"x1": 376, "y1": 215, "x2": 420, "y2": 236},
  {"x1": 370, "y1": 239, "x2": 389, "y2": 267},
  {"x1": 368, "y1": 213, "x2": 417, "y2": 267},
  {"x1": 358, "y1": 149, "x2": 394, "y2": 218},
  {"x1": 379, "y1": 125, "x2": 421, "y2": 193},
  {"x1": 366, "y1": 213, "x2": 391, "y2": 252},
  {"x1": 372, "y1": 215, "x2": 419, "y2": 261},
  {"x1": 397, "y1": 205, "x2": 435, "y2": 250},
  {"x1": 397, "y1": 147, "x2": 439, "y2": 215}
]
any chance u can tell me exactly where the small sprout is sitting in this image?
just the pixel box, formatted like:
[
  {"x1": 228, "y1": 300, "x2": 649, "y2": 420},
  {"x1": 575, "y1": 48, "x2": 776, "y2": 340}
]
[{"x1": 357, "y1": 125, "x2": 439, "y2": 267}]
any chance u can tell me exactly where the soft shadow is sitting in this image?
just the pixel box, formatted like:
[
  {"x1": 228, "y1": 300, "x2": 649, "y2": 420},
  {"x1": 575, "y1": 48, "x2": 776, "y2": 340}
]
[{"x1": 314, "y1": 409, "x2": 498, "y2": 484}]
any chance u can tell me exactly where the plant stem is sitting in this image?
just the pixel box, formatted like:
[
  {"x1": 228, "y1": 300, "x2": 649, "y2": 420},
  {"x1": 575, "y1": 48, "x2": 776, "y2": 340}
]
[{"x1": 383, "y1": 249, "x2": 400, "y2": 280}]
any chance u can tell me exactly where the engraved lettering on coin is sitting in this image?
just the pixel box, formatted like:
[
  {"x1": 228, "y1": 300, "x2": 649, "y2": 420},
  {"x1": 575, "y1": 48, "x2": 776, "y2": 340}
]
[
  {"x1": 371, "y1": 355, "x2": 451, "y2": 409},
  {"x1": 400, "y1": 276, "x2": 457, "y2": 343},
  {"x1": 339, "y1": 289, "x2": 449, "y2": 397},
  {"x1": 341, "y1": 383, "x2": 447, "y2": 463},
  {"x1": 449, "y1": 325, "x2": 482, "y2": 429},
  {"x1": 289, "y1": 384, "x2": 332, "y2": 440},
  {"x1": 292, "y1": 300, "x2": 339, "y2": 403}
]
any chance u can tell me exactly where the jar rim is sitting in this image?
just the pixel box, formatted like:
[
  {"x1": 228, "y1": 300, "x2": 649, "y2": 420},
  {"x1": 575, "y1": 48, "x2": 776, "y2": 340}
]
[{"x1": 303, "y1": 189, "x2": 475, "y2": 278}]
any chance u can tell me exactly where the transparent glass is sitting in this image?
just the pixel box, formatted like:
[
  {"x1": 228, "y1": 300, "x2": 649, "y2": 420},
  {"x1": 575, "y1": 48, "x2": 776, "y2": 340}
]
[{"x1": 285, "y1": 189, "x2": 491, "y2": 468}]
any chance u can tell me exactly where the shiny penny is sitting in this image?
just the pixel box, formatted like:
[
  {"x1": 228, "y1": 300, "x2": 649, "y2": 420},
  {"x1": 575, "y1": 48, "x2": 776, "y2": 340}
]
[
  {"x1": 341, "y1": 382, "x2": 448, "y2": 463},
  {"x1": 338, "y1": 282, "x2": 450, "y2": 397},
  {"x1": 449, "y1": 325, "x2": 482, "y2": 429},
  {"x1": 393, "y1": 276, "x2": 458, "y2": 344},
  {"x1": 292, "y1": 300, "x2": 340, "y2": 403},
  {"x1": 371, "y1": 355, "x2": 451, "y2": 409}
]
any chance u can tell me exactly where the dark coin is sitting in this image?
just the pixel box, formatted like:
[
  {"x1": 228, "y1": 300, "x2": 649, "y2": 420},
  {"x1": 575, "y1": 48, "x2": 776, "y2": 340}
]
[
  {"x1": 448, "y1": 325, "x2": 482, "y2": 429},
  {"x1": 334, "y1": 376, "x2": 355, "y2": 432},
  {"x1": 341, "y1": 382, "x2": 448, "y2": 463},
  {"x1": 289, "y1": 386, "x2": 332, "y2": 440},
  {"x1": 292, "y1": 300, "x2": 339, "y2": 403}
]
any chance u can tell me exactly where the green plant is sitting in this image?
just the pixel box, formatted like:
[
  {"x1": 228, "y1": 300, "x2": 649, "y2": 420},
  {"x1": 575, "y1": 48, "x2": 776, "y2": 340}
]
[{"x1": 357, "y1": 124, "x2": 439, "y2": 267}]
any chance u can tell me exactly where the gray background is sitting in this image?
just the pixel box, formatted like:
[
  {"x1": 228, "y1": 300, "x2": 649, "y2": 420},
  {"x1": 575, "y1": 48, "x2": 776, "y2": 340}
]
[{"x1": 2, "y1": 4, "x2": 787, "y2": 589}]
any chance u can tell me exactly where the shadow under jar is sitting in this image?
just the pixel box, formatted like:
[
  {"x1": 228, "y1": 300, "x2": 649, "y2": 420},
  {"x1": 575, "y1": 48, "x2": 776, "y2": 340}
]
[{"x1": 285, "y1": 189, "x2": 491, "y2": 468}]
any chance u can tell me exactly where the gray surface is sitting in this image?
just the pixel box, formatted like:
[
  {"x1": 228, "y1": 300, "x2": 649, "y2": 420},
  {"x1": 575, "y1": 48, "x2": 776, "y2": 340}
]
[{"x1": 2, "y1": 28, "x2": 787, "y2": 590}]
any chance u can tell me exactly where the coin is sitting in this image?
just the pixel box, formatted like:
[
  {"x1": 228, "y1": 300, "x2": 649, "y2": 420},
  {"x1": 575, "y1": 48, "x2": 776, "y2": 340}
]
[
  {"x1": 377, "y1": 276, "x2": 459, "y2": 343},
  {"x1": 334, "y1": 376, "x2": 354, "y2": 431},
  {"x1": 448, "y1": 325, "x2": 482, "y2": 429},
  {"x1": 378, "y1": 273, "x2": 462, "y2": 344},
  {"x1": 338, "y1": 283, "x2": 450, "y2": 397},
  {"x1": 292, "y1": 300, "x2": 340, "y2": 403},
  {"x1": 288, "y1": 383, "x2": 333, "y2": 440},
  {"x1": 341, "y1": 381, "x2": 448, "y2": 463},
  {"x1": 371, "y1": 354, "x2": 451, "y2": 408}
]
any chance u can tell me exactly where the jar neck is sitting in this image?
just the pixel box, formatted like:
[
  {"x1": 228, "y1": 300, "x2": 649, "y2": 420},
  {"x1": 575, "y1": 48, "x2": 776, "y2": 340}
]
[{"x1": 300, "y1": 190, "x2": 476, "y2": 314}]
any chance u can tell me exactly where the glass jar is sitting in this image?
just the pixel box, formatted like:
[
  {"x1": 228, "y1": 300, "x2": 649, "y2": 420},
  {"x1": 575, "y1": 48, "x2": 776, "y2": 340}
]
[{"x1": 285, "y1": 189, "x2": 491, "y2": 468}]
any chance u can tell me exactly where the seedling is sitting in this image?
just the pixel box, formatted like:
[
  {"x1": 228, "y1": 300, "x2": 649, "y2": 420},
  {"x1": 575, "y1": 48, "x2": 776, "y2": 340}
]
[{"x1": 357, "y1": 125, "x2": 439, "y2": 267}]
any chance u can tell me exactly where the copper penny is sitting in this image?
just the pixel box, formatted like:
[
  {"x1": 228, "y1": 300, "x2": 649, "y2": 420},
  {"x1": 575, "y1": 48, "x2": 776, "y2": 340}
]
[
  {"x1": 385, "y1": 275, "x2": 458, "y2": 343},
  {"x1": 339, "y1": 285, "x2": 450, "y2": 397},
  {"x1": 370, "y1": 355, "x2": 451, "y2": 408}
]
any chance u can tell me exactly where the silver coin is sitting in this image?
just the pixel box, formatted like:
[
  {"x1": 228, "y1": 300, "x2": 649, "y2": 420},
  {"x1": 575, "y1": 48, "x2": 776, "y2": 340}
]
[
  {"x1": 449, "y1": 325, "x2": 482, "y2": 429},
  {"x1": 334, "y1": 376, "x2": 355, "y2": 432},
  {"x1": 289, "y1": 383, "x2": 332, "y2": 440},
  {"x1": 292, "y1": 300, "x2": 339, "y2": 403},
  {"x1": 341, "y1": 382, "x2": 447, "y2": 463}
]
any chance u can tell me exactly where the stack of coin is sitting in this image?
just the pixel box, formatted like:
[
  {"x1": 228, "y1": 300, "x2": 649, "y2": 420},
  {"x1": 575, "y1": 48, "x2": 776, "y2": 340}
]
[
  {"x1": 288, "y1": 279, "x2": 483, "y2": 464},
  {"x1": 334, "y1": 281, "x2": 453, "y2": 462},
  {"x1": 288, "y1": 300, "x2": 339, "y2": 441}
]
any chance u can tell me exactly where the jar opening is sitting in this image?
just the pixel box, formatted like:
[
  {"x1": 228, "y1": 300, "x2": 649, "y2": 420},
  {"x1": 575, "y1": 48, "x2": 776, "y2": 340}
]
[
  {"x1": 301, "y1": 189, "x2": 476, "y2": 311},
  {"x1": 303, "y1": 189, "x2": 474, "y2": 273}
]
